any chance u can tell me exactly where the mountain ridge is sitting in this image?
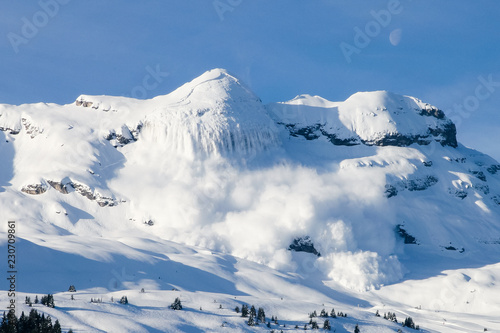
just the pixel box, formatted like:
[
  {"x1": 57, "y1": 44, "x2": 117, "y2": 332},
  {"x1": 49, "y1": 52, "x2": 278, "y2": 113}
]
[{"x1": 1, "y1": 68, "x2": 500, "y2": 331}]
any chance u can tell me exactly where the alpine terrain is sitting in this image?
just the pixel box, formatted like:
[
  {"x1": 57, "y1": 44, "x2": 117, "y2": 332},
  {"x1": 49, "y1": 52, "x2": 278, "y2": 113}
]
[{"x1": 1, "y1": 68, "x2": 500, "y2": 332}]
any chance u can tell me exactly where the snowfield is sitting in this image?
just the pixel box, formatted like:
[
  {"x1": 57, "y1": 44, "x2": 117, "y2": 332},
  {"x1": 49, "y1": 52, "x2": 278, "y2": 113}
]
[{"x1": 1, "y1": 68, "x2": 500, "y2": 332}]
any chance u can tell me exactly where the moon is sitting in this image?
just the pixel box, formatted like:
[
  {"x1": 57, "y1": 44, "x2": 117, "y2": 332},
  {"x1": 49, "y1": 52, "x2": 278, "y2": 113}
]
[{"x1": 389, "y1": 28, "x2": 403, "y2": 46}]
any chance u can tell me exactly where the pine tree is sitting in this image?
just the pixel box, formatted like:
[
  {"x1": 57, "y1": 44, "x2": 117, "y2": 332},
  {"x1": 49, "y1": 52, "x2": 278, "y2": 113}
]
[
  {"x1": 41, "y1": 294, "x2": 55, "y2": 308},
  {"x1": 323, "y1": 319, "x2": 331, "y2": 330},
  {"x1": 6, "y1": 310, "x2": 17, "y2": 333},
  {"x1": 330, "y1": 308, "x2": 336, "y2": 318},
  {"x1": 250, "y1": 305, "x2": 256, "y2": 318},
  {"x1": 119, "y1": 296, "x2": 128, "y2": 304},
  {"x1": 257, "y1": 307, "x2": 266, "y2": 323},
  {"x1": 320, "y1": 309, "x2": 327, "y2": 317},
  {"x1": 68, "y1": 285, "x2": 76, "y2": 292},
  {"x1": 375, "y1": 310, "x2": 380, "y2": 317},
  {"x1": 234, "y1": 306, "x2": 240, "y2": 313},
  {"x1": 311, "y1": 321, "x2": 319, "y2": 329},
  {"x1": 48, "y1": 294, "x2": 55, "y2": 308},
  {"x1": 403, "y1": 317, "x2": 416, "y2": 329},
  {"x1": 41, "y1": 314, "x2": 53, "y2": 332},
  {"x1": 53, "y1": 319, "x2": 62, "y2": 333},
  {"x1": 247, "y1": 315, "x2": 255, "y2": 326},
  {"x1": 0, "y1": 312, "x2": 6, "y2": 333},
  {"x1": 241, "y1": 305, "x2": 249, "y2": 317},
  {"x1": 28, "y1": 309, "x2": 38, "y2": 330},
  {"x1": 170, "y1": 297, "x2": 182, "y2": 310},
  {"x1": 35, "y1": 296, "x2": 39, "y2": 304},
  {"x1": 354, "y1": 324, "x2": 360, "y2": 333},
  {"x1": 17, "y1": 311, "x2": 27, "y2": 332}
]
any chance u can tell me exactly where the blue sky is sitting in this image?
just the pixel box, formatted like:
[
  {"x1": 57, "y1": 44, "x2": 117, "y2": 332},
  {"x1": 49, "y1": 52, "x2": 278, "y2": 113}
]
[{"x1": 1, "y1": 0, "x2": 499, "y2": 160}]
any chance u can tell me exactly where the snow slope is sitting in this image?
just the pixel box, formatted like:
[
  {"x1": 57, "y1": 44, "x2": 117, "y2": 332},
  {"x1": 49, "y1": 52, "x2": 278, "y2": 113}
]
[{"x1": 1, "y1": 68, "x2": 500, "y2": 332}]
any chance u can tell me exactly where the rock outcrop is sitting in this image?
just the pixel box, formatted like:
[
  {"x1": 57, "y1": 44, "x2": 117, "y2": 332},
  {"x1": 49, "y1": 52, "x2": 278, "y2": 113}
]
[
  {"x1": 24, "y1": 179, "x2": 117, "y2": 207},
  {"x1": 21, "y1": 183, "x2": 47, "y2": 195},
  {"x1": 288, "y1": 236, "x2": 321, "y2": 256}
]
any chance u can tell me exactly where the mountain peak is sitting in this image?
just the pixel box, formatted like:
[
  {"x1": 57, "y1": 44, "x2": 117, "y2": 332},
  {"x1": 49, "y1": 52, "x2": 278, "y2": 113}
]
[
  {"x1": 195, "y1": 67, "x2": 233, "y2": 80},
  {"x1": 269, "y1": 90, "x2": 457, "y2": 148},
  {"x1": 340, "y1": 90, "x2": 457, "y2": 147},
  {"x1": 138, "y1": 69, "x2": 279, "y2": 157},
  {"x1": 163, "y1": 68, "x2": 258, "y2": 106}
]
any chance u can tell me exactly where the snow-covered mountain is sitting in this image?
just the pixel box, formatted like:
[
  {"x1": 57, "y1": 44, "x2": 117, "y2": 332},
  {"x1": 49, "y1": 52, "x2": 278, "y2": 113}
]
[{"x1": 1, "y1": 68, "x2": 500, "y2": 332}]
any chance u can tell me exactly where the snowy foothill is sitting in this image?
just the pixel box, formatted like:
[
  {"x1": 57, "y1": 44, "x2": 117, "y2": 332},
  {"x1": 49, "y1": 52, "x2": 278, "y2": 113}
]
[{"x1": 1, "y1": 69, "x2": 500, "y2": 332}]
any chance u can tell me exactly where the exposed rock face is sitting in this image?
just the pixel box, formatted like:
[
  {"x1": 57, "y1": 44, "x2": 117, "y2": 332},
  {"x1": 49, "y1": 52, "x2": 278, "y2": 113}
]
[
  {"x1": 396, "y1": 224, "x2": 418, "y2": 244},
  {"x1": 487, "y1": 165, "x2": 500, "y2": 175},
  {"x1": 427, "y1": 122, "x2": 458, "y2": 148},
  {"x1": 105, "y1": 123, "x2": 143, "y2": 147},
  {"x1": 361, "y1": 122, "x2": 457, "y2": 148},
  {"x1": 418, "y1": 107, "x2": 446, "y2": 119},
  {"x1": 405, "y1": 175, "x2": 438, "y2": 191},
  {"x1": 282, "y1": 123, "x2": 359, "y2": 146},
  {"x1": 24, "y1": 179, "x2": 116, "y2": 207},
  {"x1": 288, "y1": 236, "x2": 321, "y2": 256},
  {"x1": 449, "y1": 188, "x2": 468, "y2": 199},
  {"x1": 47, "y1": 180, "x2": 69, "y2": 194},
  {"x1": 21, "y1": 183, "x2": 47, "y2": 195},
  {"x1": 470, "y1": 170, "x2": 487, "y2": 182},
  {"x1": 0, "y1": 126, "x2": 20, "y2": 135},
  {"x1": 69, "y1": 182, "x2": 116, "y2": 207},
  {"x1": 474, "y1": 183, "x2": 490, "y2": 195},
  {"x1": 21, "y1": 118, "x2": 43, "y2": 139},
  {"x1": 75, "y1": 99, "x2": 94, "y2": 108},
  {"x1": 442, "y1": 244, "x2": 465, "y2": 253},
  {"x1": 385, "y1": 185, "x2": 398, "y2": 198},
  {"x1": 283, "y1": 123, "x2": 321, "y2": 141},
  {"x1": 386, "y1": 175, "x2": 438, "y2": 198}
]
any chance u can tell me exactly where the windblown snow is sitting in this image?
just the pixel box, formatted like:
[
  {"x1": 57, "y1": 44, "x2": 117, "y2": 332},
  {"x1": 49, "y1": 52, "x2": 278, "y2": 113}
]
[{"x1": 1, "y1": 68, "x2": 500, "y2": 332}]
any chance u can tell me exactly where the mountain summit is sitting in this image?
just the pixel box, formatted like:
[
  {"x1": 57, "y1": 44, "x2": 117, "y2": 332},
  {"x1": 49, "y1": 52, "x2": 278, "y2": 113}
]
[
  {"x1": 142, "y1": 68, "x2": 280, "y2": 157},
  {"x1": 268, "y1": 90, "x2": 457, "y2": 148}
]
